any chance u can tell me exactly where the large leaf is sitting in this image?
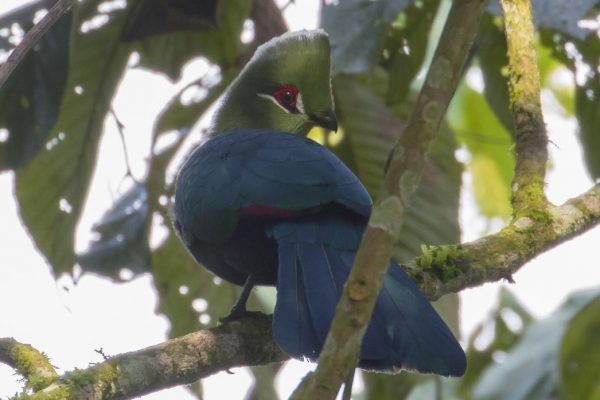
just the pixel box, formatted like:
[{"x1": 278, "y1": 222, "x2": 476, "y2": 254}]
[
  {"x1": 333, "y1": 76, "x2": 462, "y2": 259},
  {"x1": 448, "y1": 82, "x2": 514, "y2": 220},
  {"x1": 457, "y1": 287, "x2": 534, "y2": 398},
  {"x1": 154, "y1": 69, "x2": 234, "y2": 135},
  {"x1": 14, "y1": 0, "x2": 136, "y2": 275},
  {"x1": 131, "y1": 0, "x2": 250, "y2": 80},
  {"x1": 322, "y1": 0, "x2": 413, "y2": 74},
  {"x1": 151, "y1": 231, "x2": 240, "y2": 337},
  {"x1": 575, "y1": 75, "x2": 600, "y2": 180},
  {"x1": 477, "y1": 14, "x2": 515, "y2": 137},
  {"x1": 383, "y1": 0, "x2": 440, "y2": 106},
  {"x1": 472, "y1": 288, "x2": 600, "y2": 400},
  {"x1": 560, "y1": 294, "x2": 600, "y2": 400},
  {"x1": 121, "y1": 0, "x2": 219, "y2": 41},
  {"x1": 77, "y1": 183, "x2": 150, "y2": 279},
  {"x1": 0, "y1": 2, "x2": 70, "y2": 170}
]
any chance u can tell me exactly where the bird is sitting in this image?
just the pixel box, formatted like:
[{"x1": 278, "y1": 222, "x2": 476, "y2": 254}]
[{"x1": 173, "y1": 29, "x2": 466, "y2": 376}]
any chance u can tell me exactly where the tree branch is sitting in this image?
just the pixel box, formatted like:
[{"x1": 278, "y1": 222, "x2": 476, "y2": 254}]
[
  {"x1": 1, "y1": 317, "x2": 287, "y2": 399},
  {"x1": 500, "y1": 0, "x2": 549, "y2": 216},
  {"x1": 0, "y1": 0, "x2": 77, "y2": 87},
  {"x1": 409, "y1": 183, "x2": 600, "y2": 300},
  {"x1": 290, "y1": 1, "x2": 486, "y2": 398},
  {"x1": 0, "y1": 338, "x2": 58, "y2": 392}
]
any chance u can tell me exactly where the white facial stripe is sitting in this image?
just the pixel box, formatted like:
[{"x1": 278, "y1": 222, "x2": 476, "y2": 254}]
[
  {"x1": 296, "y1": 93, "x2": 305, "y2": 114},
  {"x1": 256, "y1": 93, "x2": 291, "y2": 114}
]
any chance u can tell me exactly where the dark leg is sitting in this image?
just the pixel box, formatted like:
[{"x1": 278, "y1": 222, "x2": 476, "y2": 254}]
[{"x1": 220, "y1": 274, "x2": 261, "y2": 322}]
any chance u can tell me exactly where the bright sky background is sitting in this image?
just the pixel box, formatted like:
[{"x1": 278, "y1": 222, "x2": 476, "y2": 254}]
[{"x1": 1, "y1": 0, "x2": 599, "y2": 399}]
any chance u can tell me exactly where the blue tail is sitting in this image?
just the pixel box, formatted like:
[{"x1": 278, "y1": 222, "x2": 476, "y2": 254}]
[{"x1": 268, "y1": 214, "x2": 466, "y2": 376}]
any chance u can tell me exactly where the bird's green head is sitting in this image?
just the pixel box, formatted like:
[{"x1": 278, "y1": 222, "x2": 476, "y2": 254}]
[{"x1": 212, "y1": 30, "x2": 337, "y2": 135}]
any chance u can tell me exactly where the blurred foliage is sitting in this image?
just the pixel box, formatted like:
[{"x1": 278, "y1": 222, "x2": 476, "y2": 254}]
[{"x1": 0, "y1": 0, "x2": 599, "y2": 398}]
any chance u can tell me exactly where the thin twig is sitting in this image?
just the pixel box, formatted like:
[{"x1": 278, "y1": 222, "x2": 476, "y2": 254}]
[
  {"x1": 0, "y1": 0, "x2": 77, "y2": 87},
  {"x1": 110, "y1": 107, "x2": 136, "y2": 182}
]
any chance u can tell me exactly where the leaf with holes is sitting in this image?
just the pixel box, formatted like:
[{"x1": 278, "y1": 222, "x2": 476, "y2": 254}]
[
  {"x1": 14, "y1": 0, "x2": 137, "y2": 276},
  {"x1": 151, "y1": 231, "x2": 242, "y2": 337},
  {"x1": 77, "y1": 183, "x2": 150, "y2": 279},
  {"x1": 472, "y1": 288, "x2": 600, "y2": 400},
  {"x1": 130, "y1": 0, "x2": 249, "y2": 80},
  {"x1": 0, "y1": 1, "x2": 70, "y2": 171},
  {"x1": 155, "y1": 70, "x2": 234, "y2": 135}
]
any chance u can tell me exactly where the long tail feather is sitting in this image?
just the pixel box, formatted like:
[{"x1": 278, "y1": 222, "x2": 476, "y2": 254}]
[
  {"x1": 269, "y1": 213, "x2": 466, "y2": 375},
  {"x1": 272, "y1": 242, "x2": 320, "y2": 361}
]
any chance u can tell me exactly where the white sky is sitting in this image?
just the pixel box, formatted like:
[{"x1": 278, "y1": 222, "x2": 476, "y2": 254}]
[{"x1": 1, "y1": 0, "x2": 599, "y2": 398}]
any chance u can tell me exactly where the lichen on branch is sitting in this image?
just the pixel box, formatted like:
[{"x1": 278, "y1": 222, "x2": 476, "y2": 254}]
[
  {"x1": 500, "y1": 0, "x2": 549, "y2": 216},
  {"x1": 1, "y1": 317, "x2": 287, "y2": 400}
]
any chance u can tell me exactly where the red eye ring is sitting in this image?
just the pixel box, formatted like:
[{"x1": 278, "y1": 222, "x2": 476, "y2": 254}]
[{"x1": 273, "y1": 85, "x2": 299, "y2": 111}]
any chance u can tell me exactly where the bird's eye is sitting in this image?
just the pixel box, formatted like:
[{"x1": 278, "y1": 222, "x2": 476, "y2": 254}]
[{"x1": 273, "y1": 85, "x2": 299, "y2": 112}]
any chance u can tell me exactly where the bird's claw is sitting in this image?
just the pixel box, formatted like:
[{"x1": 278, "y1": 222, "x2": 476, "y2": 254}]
[{"x1": 219, "y1": 308, "x2": 264, "y2": 323}]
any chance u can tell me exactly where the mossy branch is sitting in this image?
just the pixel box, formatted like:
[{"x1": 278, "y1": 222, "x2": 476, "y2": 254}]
[
  {"x1": 409, "y1": 183, "x2": 600, "y2": 300},
  {"x1": 0, "y1": 338, "x2": 58, "y2": 392},
  {"x1": 1, "y1": 317, "x2": 287, "y2": 400},
  {"x1": 500, "y1": 0, "x2": 549, "y2": 215},
  {"x1": 290, "y1": 0, "x2": 486, "y2": 399}
]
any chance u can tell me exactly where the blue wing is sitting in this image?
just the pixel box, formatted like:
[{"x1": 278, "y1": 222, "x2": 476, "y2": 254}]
[{"x1": 174, "y1": 129, "x2": 372, "y2": 245}]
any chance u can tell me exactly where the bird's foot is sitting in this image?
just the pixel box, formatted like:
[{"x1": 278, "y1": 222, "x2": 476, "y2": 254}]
[{"x1": 219, "y1": 307, "x2": 264, "y2": 323}]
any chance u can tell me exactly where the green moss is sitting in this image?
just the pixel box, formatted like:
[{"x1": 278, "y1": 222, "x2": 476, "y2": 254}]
[
  {"x1": 11, "y1": 344, "x2": 58, "y2": 392},
  {"x1": 417, "y1": 244, "x2": 464, "y2": 281}
]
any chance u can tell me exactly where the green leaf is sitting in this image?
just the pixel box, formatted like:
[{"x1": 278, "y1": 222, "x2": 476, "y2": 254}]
[
  {"x1": 458, "y1": 287, "x2": 534, "y2": 397},
  {"x1": 132, "y1": 0, "x2": 250, "y2": 80},
  {"x1": 537, "y1": 43, "x2": 575, "y2": 116},
  {"x1": 333, "y1": 75, "x2": 461, "y2": 262},
  {"x1": 472, "y1": 288, "x2": 600, "y2": 400},
  {"x1": 77, "y1": 183, "x2": 150, "y2": 279},
  {"x1": 448, "y1": 82, "x2": 514, "y2": 220},
  {"x1": 560, "y1": 294, "x2": 600, "y2": 400},
  {"x1": 384, "y1": 0, "x2": 440, "y2": 106},
  {"x1": 322, "y1": 0, "x2": 413, "y2": 74},
  {"x1": 538, "y1": 20, "x2": 600, "y2": 180},
  {"x1": 333, "y1": 75, "x2": 403, "y2": 195},
  {"x1": 155, "y1": 69, "x2": 235, "y2": 135},
  {"x1": 151, "y1": 231, "x2": 240, "y2": 337},
  {"x1": 14, "y1": 0, "x2": 136, "y2": 275},
  {"x1": 0, "y1": 4, "x2": 70, "y2": 170},
  {"x1": 478, "y1": 14, "x2": 515, "y2": 137},
  {"x1": 576, "y1": 77, "x2": 600, "y2": 180},
  {"x1": 121, "y1": 0, "x2": 219, "y2": 41}
]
